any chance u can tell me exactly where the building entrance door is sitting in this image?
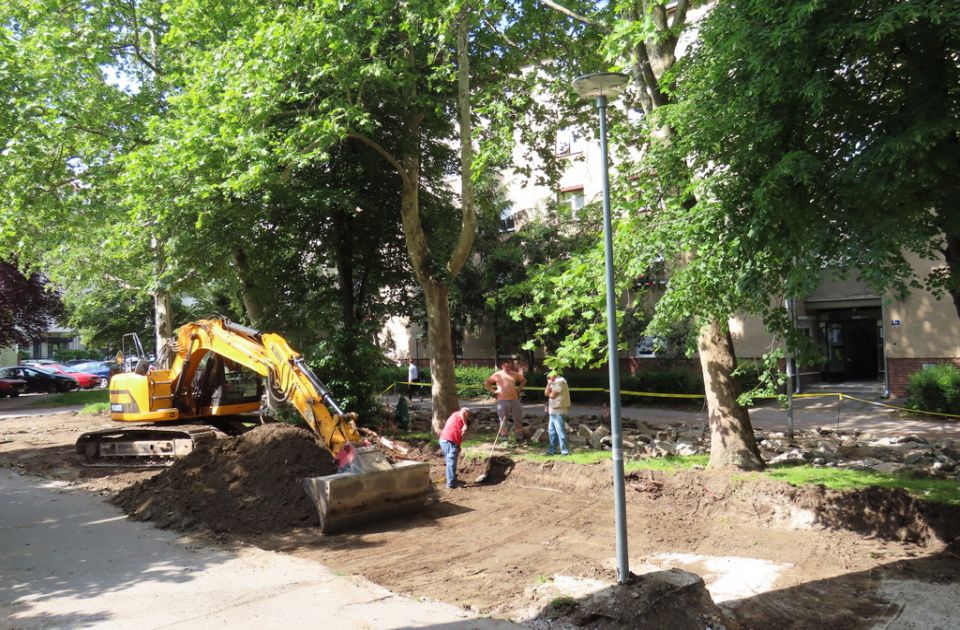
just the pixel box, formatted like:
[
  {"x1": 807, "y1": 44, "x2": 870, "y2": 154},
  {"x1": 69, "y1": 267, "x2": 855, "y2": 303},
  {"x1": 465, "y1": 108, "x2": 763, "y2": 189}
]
[
  {"x1": 818, "y1": 308, "x2": 881, "y2": 382},
  {"x1": 844, "y1": 318, "x2": 879, "y2": 379}
]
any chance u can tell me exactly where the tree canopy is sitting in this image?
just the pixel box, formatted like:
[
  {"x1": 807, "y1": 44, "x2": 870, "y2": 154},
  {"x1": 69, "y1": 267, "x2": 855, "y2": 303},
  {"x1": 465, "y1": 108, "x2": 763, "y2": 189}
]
[
  {"x1": 0, "y1": 260, "x2": 62, "y2": 349},
  {"x1": 641, "y1": 0, "x2": 960, "y2": 341}
]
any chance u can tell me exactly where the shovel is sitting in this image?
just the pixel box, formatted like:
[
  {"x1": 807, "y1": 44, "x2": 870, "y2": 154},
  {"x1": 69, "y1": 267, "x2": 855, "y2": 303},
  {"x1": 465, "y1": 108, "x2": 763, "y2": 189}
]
[{"x1": 474, "y1": 427, "x2": 504, "y2": 484}]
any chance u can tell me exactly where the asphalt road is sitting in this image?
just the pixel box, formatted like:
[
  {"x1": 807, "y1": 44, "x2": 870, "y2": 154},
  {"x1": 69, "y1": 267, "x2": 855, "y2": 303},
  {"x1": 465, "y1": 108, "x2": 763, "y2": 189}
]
[{"x1": 0, "y1": 469, "x2": 515, "y2": 630}]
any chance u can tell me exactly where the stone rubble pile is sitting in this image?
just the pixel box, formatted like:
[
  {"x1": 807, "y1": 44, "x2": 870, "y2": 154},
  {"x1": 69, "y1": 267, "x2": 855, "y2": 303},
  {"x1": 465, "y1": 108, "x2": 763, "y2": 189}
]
[
  {"x1": 756, "y1": 426, "x2": 960, "y2": 480},
  {"x1": 407, "y1": 404, "x2": 959, "y2": 480}
]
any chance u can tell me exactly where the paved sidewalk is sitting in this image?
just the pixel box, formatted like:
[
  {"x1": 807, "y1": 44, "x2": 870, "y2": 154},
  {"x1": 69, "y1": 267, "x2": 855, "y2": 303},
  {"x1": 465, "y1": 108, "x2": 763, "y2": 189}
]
[
  {"x1": 0, "y1": 405, "x2": 83, "y2": 419},
  {"x1": 0, "y1": 393, "x2": 83, "y2": 419},
  {"x1": 0, "y1": 470, "x2": 515, "y2": 630}
]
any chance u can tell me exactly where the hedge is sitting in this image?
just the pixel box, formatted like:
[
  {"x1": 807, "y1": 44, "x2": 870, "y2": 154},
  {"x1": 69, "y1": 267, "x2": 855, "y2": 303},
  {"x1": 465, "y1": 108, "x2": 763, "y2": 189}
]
[{"x1": 906, "y1": 364, "x2": 960, "y2": 415}]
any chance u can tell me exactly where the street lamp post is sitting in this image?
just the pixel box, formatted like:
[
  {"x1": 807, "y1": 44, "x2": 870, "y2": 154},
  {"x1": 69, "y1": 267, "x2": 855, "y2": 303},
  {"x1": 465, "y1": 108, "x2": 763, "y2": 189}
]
[{"x1": 572, "y1": 72, "x2": 630, "y2": 585}]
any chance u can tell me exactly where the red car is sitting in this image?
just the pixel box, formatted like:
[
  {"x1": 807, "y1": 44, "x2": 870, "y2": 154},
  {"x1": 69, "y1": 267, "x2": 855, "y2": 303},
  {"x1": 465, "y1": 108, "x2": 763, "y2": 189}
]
[
  {"x1": 22, "y1": 360, "x2": 101, "y2": 389},
  {"x1": 0, "y1": 375, "x2": 26, "y2": 397}
]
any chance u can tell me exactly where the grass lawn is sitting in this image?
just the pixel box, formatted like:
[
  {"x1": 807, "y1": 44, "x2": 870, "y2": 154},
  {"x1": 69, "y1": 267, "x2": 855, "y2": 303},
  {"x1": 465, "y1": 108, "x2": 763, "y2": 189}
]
[
  {"x1": 764, "y1": 462, "x2": 960, "y2": 505},
  {"x1": 28, "y1": 389, "x2": 108, "y2": 411},
  {"x1": 389, "y1": 429, "x2": 960, "y2": 505}
]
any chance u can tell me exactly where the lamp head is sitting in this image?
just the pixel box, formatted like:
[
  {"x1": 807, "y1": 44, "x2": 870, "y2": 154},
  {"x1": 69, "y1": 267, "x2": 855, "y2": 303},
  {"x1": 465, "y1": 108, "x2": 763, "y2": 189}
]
[{"x1": 572, "y1": 72, "x2": 629, "y2": 99}]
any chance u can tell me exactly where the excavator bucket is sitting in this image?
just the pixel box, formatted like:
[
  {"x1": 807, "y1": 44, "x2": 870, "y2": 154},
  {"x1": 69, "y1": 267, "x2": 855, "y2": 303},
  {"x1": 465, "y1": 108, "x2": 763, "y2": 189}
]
[{"x1": 302, "y1": 448, "x2": 433, "y2": 533}]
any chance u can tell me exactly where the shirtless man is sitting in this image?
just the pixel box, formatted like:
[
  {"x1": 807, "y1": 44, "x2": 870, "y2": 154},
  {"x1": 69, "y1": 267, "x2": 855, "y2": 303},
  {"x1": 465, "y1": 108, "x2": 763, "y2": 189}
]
[{"x1": 484, "y1": 360, "x2": 527, "y2": 442}]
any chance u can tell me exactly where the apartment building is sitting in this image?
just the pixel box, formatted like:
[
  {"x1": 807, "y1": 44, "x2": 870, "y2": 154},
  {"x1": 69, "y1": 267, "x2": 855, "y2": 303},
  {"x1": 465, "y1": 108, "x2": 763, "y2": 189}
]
[{"x1": 387, "y1": 115, "x2": 959, "y2": 397}]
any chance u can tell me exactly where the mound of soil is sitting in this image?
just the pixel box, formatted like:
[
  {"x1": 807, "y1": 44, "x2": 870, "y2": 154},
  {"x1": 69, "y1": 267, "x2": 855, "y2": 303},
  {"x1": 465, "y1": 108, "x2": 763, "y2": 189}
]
[
  {"x1": 542, "y1": 568, "x2": 733, "y2": 630},
  {"x1": 500, "y1": 460, "x2": 960, "y2": 548},
  {"x1": 112, "y1": 424, "x2": 337, "y2": 534},
  {"x1": 780, "y1": 482, "x2": 960, "y2": 546}
]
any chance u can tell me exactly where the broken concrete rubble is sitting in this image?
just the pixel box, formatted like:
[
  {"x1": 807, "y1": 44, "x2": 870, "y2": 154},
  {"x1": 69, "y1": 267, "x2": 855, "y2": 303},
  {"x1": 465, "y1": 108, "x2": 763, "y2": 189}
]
[{"x1": 436, "y1": 405, "x2": 959, "y2": 481}]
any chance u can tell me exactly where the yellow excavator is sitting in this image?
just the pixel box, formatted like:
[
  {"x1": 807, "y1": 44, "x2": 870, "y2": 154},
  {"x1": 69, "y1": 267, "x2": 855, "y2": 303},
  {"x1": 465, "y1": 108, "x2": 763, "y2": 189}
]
[{"x1": 76, "y1": 317, "x2": 431, "y2": 532}]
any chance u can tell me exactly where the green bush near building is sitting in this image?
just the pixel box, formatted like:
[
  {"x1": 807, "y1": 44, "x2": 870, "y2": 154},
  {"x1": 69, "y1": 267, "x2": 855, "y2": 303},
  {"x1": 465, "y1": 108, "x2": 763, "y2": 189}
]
[
  {"x1": 906, "y1": 364, "x2": 960, "y2": 415},
  {"x1": 52, "y1": 348, "x2": 104, "y2": 362}
]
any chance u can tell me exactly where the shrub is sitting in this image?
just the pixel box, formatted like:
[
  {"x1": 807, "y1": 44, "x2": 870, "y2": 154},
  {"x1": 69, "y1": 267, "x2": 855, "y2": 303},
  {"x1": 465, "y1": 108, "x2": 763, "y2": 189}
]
[
  {"x1": 563, "y1": 370, "x2": 614, "y2": 403},
  {"x1": 625, "y1": 369, "x2": 704, "y2": 396},
  {"x1": 453, "y1": 366, "x2": 492, "y2": 398},
  {"x1": 906, "y1": 364, "x2": 960, "y2": 415},
  {"x1": 53, "y1": 348, "x2": 103, "y2": 362}
]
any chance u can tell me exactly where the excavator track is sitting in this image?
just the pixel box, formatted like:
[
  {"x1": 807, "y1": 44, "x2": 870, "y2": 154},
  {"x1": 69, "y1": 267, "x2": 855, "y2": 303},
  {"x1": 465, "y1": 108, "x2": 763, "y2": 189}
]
[{"x1": 76, "y1": 424, "x2": 227, "y2": 468}]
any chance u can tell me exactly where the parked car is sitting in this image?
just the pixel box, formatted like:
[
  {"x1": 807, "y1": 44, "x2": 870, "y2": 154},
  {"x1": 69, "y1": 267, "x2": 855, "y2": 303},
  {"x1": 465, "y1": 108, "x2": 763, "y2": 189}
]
[
  {"x1": 68, "y1": 361, "x2": 114, "y2": 387},
  {"x1": 21, "y1": 360, "x2": 101, "y2": 389},
  {"x1": 0, "y1": 366, "x2": 79, "y2": 393},
  {"x1": 0, "y1": 374, "x2": 27, "y2": 397}
]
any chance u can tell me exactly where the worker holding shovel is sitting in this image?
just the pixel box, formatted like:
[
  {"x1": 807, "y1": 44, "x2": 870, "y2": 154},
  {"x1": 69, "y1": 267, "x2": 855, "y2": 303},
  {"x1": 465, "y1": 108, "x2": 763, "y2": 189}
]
[
  {"x1": 544, "y1": 371, "x2": 571, "y2": 455},
  {"x1": 439, "y1": 407, "x2": 471, "y2": 489},
  {"x1": 484, "y1": 360, "x2": 527, "y2": 444}
]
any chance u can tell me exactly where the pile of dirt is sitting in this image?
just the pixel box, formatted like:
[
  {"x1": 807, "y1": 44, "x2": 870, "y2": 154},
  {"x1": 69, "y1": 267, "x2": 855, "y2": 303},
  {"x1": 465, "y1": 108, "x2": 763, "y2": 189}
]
[
  {"x1": 780, "y1": 482, "x2": 960, "y2": 546},
  {"x1": 112, "y1": 424, "x2": 337, "y2": 534},
  {"x1": 501, "y1": 460, "x2": 960, "y2": 548},
  {"x1": 539, "y1": 568, "x2": 733, "y2": 630}
]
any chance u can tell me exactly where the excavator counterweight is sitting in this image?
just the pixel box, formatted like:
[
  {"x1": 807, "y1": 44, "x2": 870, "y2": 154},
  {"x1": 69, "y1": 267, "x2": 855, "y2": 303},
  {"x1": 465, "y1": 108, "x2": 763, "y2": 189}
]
[{"x1": 76, "y1": 317, "x2": 432, "y2": 531}]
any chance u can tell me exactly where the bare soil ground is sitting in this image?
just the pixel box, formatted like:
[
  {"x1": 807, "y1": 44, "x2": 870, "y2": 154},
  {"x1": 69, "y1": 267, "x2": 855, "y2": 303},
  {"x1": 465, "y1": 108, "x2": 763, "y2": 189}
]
[{"x1": 2, "y1": 410, "x2": 959, "y2": 629}]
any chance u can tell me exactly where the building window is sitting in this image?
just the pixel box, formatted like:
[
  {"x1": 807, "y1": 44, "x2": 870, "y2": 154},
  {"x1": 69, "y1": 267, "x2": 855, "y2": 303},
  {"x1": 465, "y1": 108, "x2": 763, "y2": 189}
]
[
  {"x1": 500, "y1": 207, "x2": 524, "y2": 232},
  {"x1": 48, "y1": 337, "x2": 72, "y2": 359},
  {"x1": 560, "y1": 187, "x2": 585, "y2": 217},
  {"x1": 556, "y1": 127, "x2": 583, "y2": 156},
  {"x1": 635, "y1": 336, "x2": 663, "y2": 358}
]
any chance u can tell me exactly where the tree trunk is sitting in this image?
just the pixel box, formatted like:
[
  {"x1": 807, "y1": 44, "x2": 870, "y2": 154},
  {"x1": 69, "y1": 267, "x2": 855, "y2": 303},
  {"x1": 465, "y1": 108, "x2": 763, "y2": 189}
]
[
  {"x1": 617, "y1": 7, "x2": 763, "y2": 472},
  {"x1": 332, "y1": 209, "x2": 358, "y2": 330},
  {"x1": 423, "y1": 281, "x2": 460, "y2": 433},
  {"x1": 153, "y1": 289, "x2": 173, "y2": 368},
  {"x1": 697, "y1": 319, "x2": 764, "y2": 470},
  {"x1": 233, "y1": 248, "x2": 265, "y2": 326},
  {"x1": 352, "y1": 16, "x2": 477, "y2": 434}
]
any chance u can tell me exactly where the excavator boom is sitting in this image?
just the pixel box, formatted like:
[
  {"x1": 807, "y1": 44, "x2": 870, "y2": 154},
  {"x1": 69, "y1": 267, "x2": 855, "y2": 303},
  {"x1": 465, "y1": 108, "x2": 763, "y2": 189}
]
[{"x1": 76, "y1": 318, "x2": 431, "y2": 532}]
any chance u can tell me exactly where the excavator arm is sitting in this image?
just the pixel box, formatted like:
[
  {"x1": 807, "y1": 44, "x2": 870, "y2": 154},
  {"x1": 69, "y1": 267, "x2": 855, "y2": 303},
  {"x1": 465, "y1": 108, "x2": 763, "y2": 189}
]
[
  {"x1": 166, "y1": 318, "x2": 361, "y2": 454},
  {"x1": 79, "y1": 317, "x2": 432, "y2": 533}
]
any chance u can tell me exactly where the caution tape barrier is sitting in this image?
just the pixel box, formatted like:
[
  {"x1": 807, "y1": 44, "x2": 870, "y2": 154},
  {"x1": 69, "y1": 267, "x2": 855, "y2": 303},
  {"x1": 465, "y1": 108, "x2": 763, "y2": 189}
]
[
  {"x1": 839, "y1": 393, "x2": 960, "y2": 420},
  {"x1": 379, "y1": 382, "x2": 396, "y2": 396},
  {"x1": 385, "y1": 381, "x2": 960, "y2": 420}
]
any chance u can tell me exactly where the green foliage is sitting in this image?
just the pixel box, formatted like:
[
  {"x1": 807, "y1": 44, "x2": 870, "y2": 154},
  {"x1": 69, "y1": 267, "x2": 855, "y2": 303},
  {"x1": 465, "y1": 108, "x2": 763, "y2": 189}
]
[
  {"x1": 66, "y1": 293, "x2": 159, "y2": 356},
  {"x1": 734, "y1": 354, "x2": 787, "y2": 406},
  {"x1": 501, "y1": 2, "x2": 697, "y2": 373},
  {"x1": 52, "y1": 349, "x2": 103, "y2": 362},
  {"x1": 454, "y1": 366, "x2": 499, "y2": 398},
  {"x1": 28, "y1": 389, "x2": 108, "y2": 409},
  {"x1": 636, "y1": 0, "x2": 960, "y2": 347},
  {"x1": 624, "y1": 369, "x2": 704, "y2": 399},
  {"x1": 81, "y1": 402, "x2": 111, "y2": 414},
  {"x1": 458, "y1": 199, "x2": 605, "y2": 366},
  {"x1": 545, "y1": 596, "x2": 578, "y2": 619},
  {"x1": 906, "y1": 364, "x2": 960, "y2": 415},
  {"x1": 0, "y1": 0, "x2": 187, "y2": 322},
  {"x1": 305, "y1": 326, "x2": 397, "y2": 423}
]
